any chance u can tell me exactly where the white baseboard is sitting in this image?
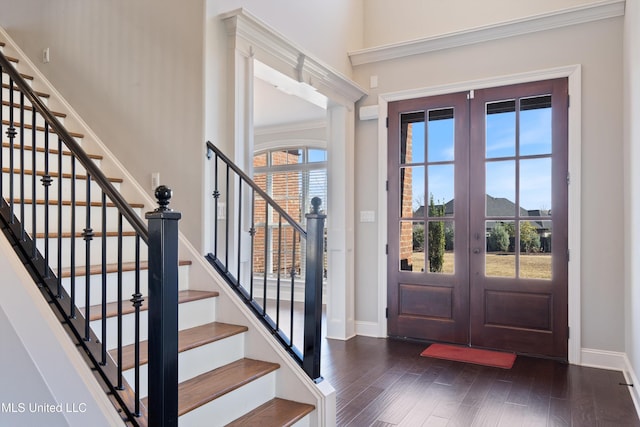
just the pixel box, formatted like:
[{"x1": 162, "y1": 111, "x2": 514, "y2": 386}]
[{"x1": 355, "y1": 321, "x2": 383, "y2": 338}]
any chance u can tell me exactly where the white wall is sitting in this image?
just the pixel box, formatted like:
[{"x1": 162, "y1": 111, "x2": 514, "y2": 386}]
[
  {"x1": 352, "y1": 17, "x2": 625, "y2": 352},
  {"x1": 0, "y1": 0, "x2": 207, "y2": 249},
  {"x1": 0, "y1": 239, "x2": 123, "y2": 427},
  {"x1": 624, "y1": 0, "x2": 640, "y2": 384},
  {"x1": 363, "y1": 0, "x2": 608, "y2": 47}
]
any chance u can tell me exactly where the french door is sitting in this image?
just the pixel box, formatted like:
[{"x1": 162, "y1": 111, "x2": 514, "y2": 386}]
[{"x1": 387, "y1": 79, "x2": 568, "y2": 359}]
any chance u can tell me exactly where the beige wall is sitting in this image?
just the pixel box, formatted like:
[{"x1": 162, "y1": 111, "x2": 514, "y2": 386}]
[
  {"x1": 353, "y1": 17, "x2": 625, "y2": 352},
  {"x1": 0, "y1": 0, "x2": 207, "y2": 249},
  {"x1": 363, "y1": 0, "x2": 607, "y2": 47},
  {"x1": 624, "y1": 0, "x2": 640, "y2": 381}
]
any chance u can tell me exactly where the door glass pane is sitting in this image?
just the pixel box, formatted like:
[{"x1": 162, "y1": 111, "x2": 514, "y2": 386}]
[
  {"x1": 520, "y1": 158, "x2": 551, "y2": 215},
  {"x1": 520, "y1": 220, "x2": 552, "y2": 279},
  {"x1": 400, "y1": 221, "x2": 424, "y2": 272},
  {"x1": 486, "y1": 160, "x2": 515, "y2": 216},
  {"x1": 426, "y1": 220, "x2": 454, "y2": 274},
  {"x1": 428, "y1": 164, "x2": 454, "y2": 215},
  {"x1": 520, "y1": 95, "x2": 552, "y2": 156},
  {"x1": 400, "y1": 166, "x2": 424, "y2": 218},
  {"x1": 486, "y1": 220, "x2": 515, "y2": 277},
  {"x1": 486, "y1": 99, "x2": 516, "y2": 158},
  {"x1": 428, "y1": 108, "x2": 454, "y2": 162},
  {"x1": 400, "y1": 112, "x2": 425, "y2": 164}
]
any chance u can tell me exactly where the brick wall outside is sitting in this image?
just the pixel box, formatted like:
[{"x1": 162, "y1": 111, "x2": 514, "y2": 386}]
[{"x1": 400, "y1": 123, "x2": 415, "y2": 270}]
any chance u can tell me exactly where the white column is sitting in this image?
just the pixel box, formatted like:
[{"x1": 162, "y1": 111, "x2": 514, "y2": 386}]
[{"x1": 325, "y1": 105, "x2": 355, "y2": 340}]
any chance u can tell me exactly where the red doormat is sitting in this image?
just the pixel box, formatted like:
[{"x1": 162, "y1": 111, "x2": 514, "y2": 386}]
[{"x1": 420, "y1": 343, "x2": 516, "y2": 369}]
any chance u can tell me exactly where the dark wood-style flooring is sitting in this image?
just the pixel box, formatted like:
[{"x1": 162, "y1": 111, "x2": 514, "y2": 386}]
[{"x1": 321, "y1": 336, "x2": 640, "y2": 426}]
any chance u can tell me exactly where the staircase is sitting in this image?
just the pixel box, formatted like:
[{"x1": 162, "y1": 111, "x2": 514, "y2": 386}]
[{"x1": 1, "y1": 32, "x2": 329, "y2": 427}]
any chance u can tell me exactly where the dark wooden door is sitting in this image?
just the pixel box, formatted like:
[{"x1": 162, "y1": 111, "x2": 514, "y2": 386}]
[
  {"x1": 468, "y1": 79, "x2": 568, "y2": 358},
  {"x1": 387, "y1": 78, "x2": 569, "y2": 359},
  {"x1": 387, "y1": 92, "x2": 470, "y2": 344}
]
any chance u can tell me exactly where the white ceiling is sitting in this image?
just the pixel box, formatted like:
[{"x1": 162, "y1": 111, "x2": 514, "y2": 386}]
[{"x1": 253, "y1": 65, "x2": 327, "y2": 130}]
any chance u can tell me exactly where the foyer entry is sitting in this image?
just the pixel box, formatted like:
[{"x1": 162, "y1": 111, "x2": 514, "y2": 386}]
[{"x1": 387, "y1": 79, "x2": 568, "y2": 359}]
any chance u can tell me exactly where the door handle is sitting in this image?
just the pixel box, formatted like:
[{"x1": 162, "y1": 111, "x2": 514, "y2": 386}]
[{"x1": 473, "y1": 248, "x2": 481, "y2": 254}]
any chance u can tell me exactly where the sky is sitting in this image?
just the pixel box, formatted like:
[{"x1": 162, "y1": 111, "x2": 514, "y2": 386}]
[{"x1": 404, "y1": 101, "x2": 553, "y2": 215}]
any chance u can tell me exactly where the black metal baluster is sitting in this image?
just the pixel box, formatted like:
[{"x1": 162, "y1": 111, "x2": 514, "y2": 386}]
[
  {"x1": 101, "y1": 191, "x2": 107, "y2": 365},
  {"x1": 263, "y1": 204, "x2": 270, "y2": 316},
  {"x1": 213, "y1": 153, "x2": 219, "y2": 259},
  {"x1": 290, "y1": 232, "x2": 296, "y2": 349},
  {"x1": 19, "y1": 92, "x2": 25, "y2": 240},
  {"x1": 53, "y1": 133, "x2": 61, "y2": 288},
  {"x1": 70, "y1": 155, "x2": 76, "y2": 318},
  {"x1": 224, "y1": 164, "x2": 230, "y2": 270},
  {"x1": 117, "y1": 213, "x2": 124, "y2": 390},
  {"x1": 31, "y1": 107, "x2": 37, "y2": 260},
  {"x1": 237, "y1": 179, "x2": 243, "y2": 282},
  {"x1": 249, "y1": 188, "x2": 256, "y2": 299},
  {"x1": 42, "y1": 123, "x2": 53, "y2": 278},
  {"x1": 83, "y1": 173, "x2": 93, "y2": 341},
  {"x1": 131, "y1": 235, "x2": 143, "y2": 417},
  {"x1": 276, "y1": 216, "x2": 283, "y2": 330},
  {"x1": 8, "y1": 78, "x2": 15, "y2": 222}
]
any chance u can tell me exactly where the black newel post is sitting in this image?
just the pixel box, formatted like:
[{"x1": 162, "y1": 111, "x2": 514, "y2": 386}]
[
  {"x1": 303, "y1": 197, "x2": 326, "y2": 382},
  {"x1": 146, "y1": 186, "x2": 181, "y2": 427}
]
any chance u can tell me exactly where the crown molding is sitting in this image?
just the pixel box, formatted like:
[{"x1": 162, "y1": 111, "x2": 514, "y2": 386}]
[
  {"x1": 349, "y1": 0, "x2": 625, "y2": 66},
  {"x1": 222, "y1": 8, "x2": 367, "y2": 106}
]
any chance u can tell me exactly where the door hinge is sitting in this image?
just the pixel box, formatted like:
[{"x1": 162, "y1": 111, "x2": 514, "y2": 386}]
[
  {"x1": 568, "y1": 94, "x2": 570, "y2": 108},
  {"x1": 567, "y1": 326, "x2": 570, "y2": 339},
  {"x1": 567, "y1": 172, "x2": 571, "y2": 185},
  {"x1": 386, "y1": 307, "x2": 389, "y2": 318},
  {"x1": 386, "y1": 180, "x2": 389, "y2": 191},
  {"x1": 567, "y1": 248, "x2": 570, "y2": 262},
  {"x1": 385, "y1": 244, "x2": 389, "y2": 255},
  {"x1": 386, "y1": 117, "x2": 389, "y2": 128}
]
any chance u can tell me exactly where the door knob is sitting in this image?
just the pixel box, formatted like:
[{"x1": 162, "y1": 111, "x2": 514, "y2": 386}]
[{"x1": 473, "y1": 248, "x2": 481, "y2": 254}]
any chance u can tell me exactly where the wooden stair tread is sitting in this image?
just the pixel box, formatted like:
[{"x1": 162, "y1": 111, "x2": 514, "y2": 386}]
[
  {"x1": 59, "y1": 259, "x2": 192, "y2": 278},
  {"x1": 86, "y1": 290, "x2": 219, "y2": 321},
  {"x1": 112, "y1": 322, "x2": 249, "y2": 370},
  {"x1": 1, "y1": 119, "x2": 83, "y2": 138},
  {"x1": 141, "y1": 358, "x2": 280, "y2": 417},
  {"x1": 0, "y1": 100, "x2": 66, "y2": 117},
  {"x1": 2, "y1": 167, "x2": 123, "y2": 182},
  {"x1": 2, "y1": 140, "x2": 97, "y2": 156},
  {"x1": 11, "y1": 198, "x2": 144, "y2": 209},
  {"x1": 226, "y1": 398, "x2": 315, "y2": 427},
  {"x1": 2, "y1": 82, "x2": 49, "y2": 98}
]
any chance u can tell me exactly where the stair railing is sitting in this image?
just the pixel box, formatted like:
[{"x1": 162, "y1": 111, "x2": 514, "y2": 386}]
[
  {"x1": 206, "y1": 141, "x2": 326, "y2": 382},
  {"x1": 1, "y1": 50, "x2": 179, "y2": 426}
]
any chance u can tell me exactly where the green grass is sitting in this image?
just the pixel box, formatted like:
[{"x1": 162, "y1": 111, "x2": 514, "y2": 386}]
[{"x1": 406, "y1": 252, "x2": 552, "y2": 279}]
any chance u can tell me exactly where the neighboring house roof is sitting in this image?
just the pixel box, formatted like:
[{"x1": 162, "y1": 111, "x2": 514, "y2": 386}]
[{"x1": 413, "y1": 195, "x2": 552, "y2": 231}]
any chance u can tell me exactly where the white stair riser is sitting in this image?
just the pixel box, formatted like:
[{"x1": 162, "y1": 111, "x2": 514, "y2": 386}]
[
  {"x1": 36, "y1": 234, "x2": 147, "y2": 269},
  {"x1": 0, "y1": 125, "x2": 79, "y2": 147},
  {"x1": 1, "y1": 104, "x2": 63, "y2": 127},
  {"x1": 90, "y1": 297, "x2": 217, "y2": 348},
  {"x1": 124, "y1": 332, "x2": 245, "y2": 398},
  {"x1": 61, "y1": 264, "x2": 190, "y2": 307},
  {"x1": 2, "y1": 172, "x2": 116, "y2": 202},
  {"x1": 10, "y1": 202, "x2": 140, "y2": 234},
  {"x1": 178, "y1": 372, "x2": 276, "y2": 427},
  {"x1": 2, "y1": 145, "x2": 95, "y2": 173},
  {"x1": 2, "y1": 72, "x2": 33, "y2": 88},
  {"x1": 0, "y1": 86, "x2": 48, "y2": 107},
  {"x1": 292, "y1": 415, "x2": 312, "y2": 427}
]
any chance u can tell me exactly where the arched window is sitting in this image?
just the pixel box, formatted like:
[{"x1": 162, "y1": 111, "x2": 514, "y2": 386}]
[{"x1": 252, "y1": 147, "x2": 327, "y2": 279}]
